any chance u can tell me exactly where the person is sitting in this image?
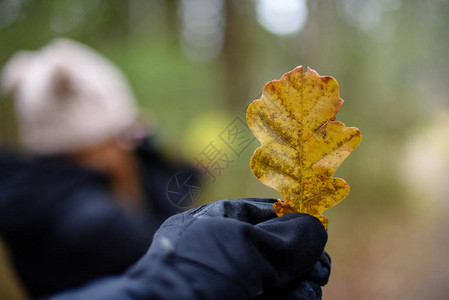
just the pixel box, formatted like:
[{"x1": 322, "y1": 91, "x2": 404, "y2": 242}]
[
  {"x1": 0, "y1": 38, "x2": 195, "y2": 297},
  {"x1": 0, "y1": 39, "x2": 331, "y2": 299}
]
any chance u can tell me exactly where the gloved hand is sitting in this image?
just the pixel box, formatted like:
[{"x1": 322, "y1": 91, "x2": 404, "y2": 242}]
[
  {"x1": 254, "y1": 251, "x2": 331, "y2": 299},
  {"x1": 44, "y1": 198, "x2": 329, "y2": 300}
]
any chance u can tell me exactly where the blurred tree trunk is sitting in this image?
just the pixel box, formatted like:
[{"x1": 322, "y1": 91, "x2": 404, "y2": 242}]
[
  {"x1": 222, "y1": 0, "x2": 252, "y2": 110},
  {"x1": 165, "y1": 0, "x2": 178, "y2": 39},
  {"x1": 0, "y1": 98, "x2": 18, "y2": 151}
]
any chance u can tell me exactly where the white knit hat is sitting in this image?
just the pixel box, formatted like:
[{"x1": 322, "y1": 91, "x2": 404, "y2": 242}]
[{"x1": 1, "y1": 38, "x2": 137, "y2": 155}]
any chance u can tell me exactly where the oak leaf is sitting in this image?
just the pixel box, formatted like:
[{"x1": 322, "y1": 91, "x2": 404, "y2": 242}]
[{"x1": 246, "y1": 66, "x2": 362, "y2": 228}]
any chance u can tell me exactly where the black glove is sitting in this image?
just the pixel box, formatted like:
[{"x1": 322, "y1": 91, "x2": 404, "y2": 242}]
[
  {"x1": 254, "y1": 251, "x2": 331, "y2": 299},
  {"x1": 44, "y1": 198, "x2": 329, "y2": 300}
]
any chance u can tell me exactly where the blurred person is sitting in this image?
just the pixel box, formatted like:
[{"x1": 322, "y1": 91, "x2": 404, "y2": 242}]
[
  {"x1": 0, "y1": 38, "x2": 193, "y2": 297},
  {"x1": 1, "y1": 38, "x2": 155, "y2": 211},
  {"x1": 0, "y1": 39, "x2": 330, "y2": 299}
]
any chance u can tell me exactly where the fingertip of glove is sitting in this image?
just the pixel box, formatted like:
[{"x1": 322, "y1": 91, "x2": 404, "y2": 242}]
[
  {"x1": 277, "y1": 213, "x2": 327, "y2": 234},
  {"x1": 264, "y1": 280, "x2": 322, "y2": 300},
  {"x1": 272, "y1": 213, "x2": 328, "y2": 256},
  {"x1": 321, "y1": 252, "x2": 331, "y2": 268},
  {"x1": 306, "y1": 252, "x2": 332, "y2": 286}
]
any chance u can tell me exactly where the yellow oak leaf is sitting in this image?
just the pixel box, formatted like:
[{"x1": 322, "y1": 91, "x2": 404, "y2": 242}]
[{"x1": 246, "y1": 66, "x2": 362, "y2": 228}]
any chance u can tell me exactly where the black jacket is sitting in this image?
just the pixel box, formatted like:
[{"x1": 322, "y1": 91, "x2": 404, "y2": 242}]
[{"x1": 0, "y1": 139, "x2": 187, "y2": 298}]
